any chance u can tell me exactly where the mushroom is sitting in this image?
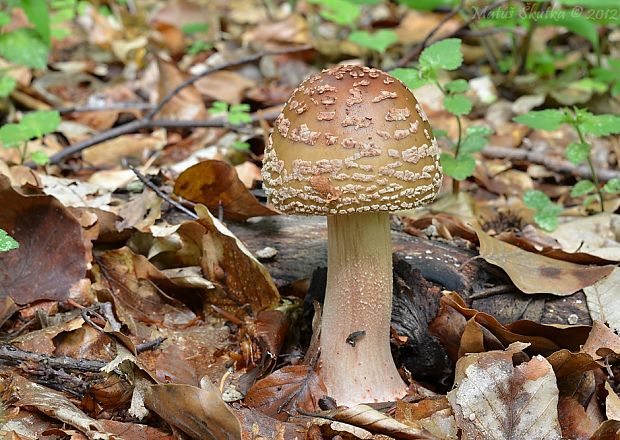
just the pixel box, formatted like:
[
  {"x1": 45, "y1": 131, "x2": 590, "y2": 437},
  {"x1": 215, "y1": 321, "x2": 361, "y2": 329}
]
[{"x1": 261, "y1": 64, "x2": 442, "y2": 406}]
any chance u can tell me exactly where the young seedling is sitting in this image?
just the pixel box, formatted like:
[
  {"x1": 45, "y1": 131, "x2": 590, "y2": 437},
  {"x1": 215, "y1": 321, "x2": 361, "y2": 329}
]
[
  {"x1": 262, "y1": 65, "x2": 442, "y2": 406},
  {"x1": 208, "y1": 102, "x2": 252, "y2": 125},
  {"x1": 392, "y1": 38, "x2": 492, "y2": 194},
  {"x1": 0, "y1": 228, "x2": 18, "y2": 253},
  {"x1": 0, "y1": 110, "x2": 61, "y2": 165},
  {"x1": 515, "y1": 108, "x2": 620, "y2": 227},
  {"x1": 348, "y1": 29, "x2": 398, "y2": 66}
]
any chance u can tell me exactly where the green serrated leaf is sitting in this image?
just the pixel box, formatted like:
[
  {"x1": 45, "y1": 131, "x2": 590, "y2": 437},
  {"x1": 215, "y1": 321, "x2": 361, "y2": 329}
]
[
  {"x1": 209, "y1": 101, "x2": 229, "y2": 114},
  {"x1": 571, "y1": 179, "x2": 596, "y2": 197},
  {"x1": 533, "y1": 206, "x2": 562, "y2": 232},
  {"x1": 348, "y1": 29, "x2": 398, "y2": 53},
  {"x1": 443, "y1": 94, "x2": 472, "y2": 116},
  {"x1": 228, "y1": 113, "x2": 252, "y2": 125},
  {"x1": 440, "y1": 152, "x2": 475, "y2": 181},
  {"x1": 21, "y1": 110, "x2": 61, "y2": 137},
  {"x1": 523, "y1": 190, "x2": 552, "y2": 210},
  {"x1": 580, "y1": 114, "x2": 620, "y2": 136},
  {"x1": 23, "y1": 0, "x2": 51, "y2": 44},
  {"x1": 460, "y1": 134, "x2": 488, "y2": 155},
  {"x1": 536, "y1": 14, "x2": 598, "y2": 49},
  {"x1": 603, "y1": 178, "x2": 620, "y2": 194},
  {"x1": 181, "y1": 22, "x2": 210, "y2": 34},
  {"x1": 0, "y1": 124, "x2": 32, "y2": 147},
  {"x1": 390, "y1": 68, "x2": 430, "y2": 90},
  {"x1": 419, "y1": 38, "x2": 463, "y2": 71},
  {"x1": 0, "y1": 76, "x2": 16, "y2": 97},
  {"x1": 0, "y1": 228, "x2": 19, "y2": 253},
  {"x1": 513, "y1": 109, "x2": 567, "y2": 131},
  {"x1": 230, "y1": 103, "x2": 251, "y2": 113},
  {"x1": 565, "y1": 142, "x2": 590, "y2": 164},
  {"x1": 30, "y1": 150, "x2": 49, "y2": 166},
  {"x1": 445, "y1": 79, "x2": 468, "y2": 94},
  {"x1": 0, "y1": 28, "x2": 49, "y2": 69}
]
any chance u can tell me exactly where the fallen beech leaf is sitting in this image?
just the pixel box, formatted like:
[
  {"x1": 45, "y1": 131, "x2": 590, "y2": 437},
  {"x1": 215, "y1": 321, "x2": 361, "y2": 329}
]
[
  {"x1": 244, "y1": 365, "x2": 327, "y2": 421},
  {"x1": 581, "y1": 321, "x2": 620, "y2": 360},
  {"x1": 590, "y1": 420, "x2": 620, "y2": 440},
  {"x1": 144, "y1": 377, "x2": 242, "y2": 440},
  {"x1": 115, "y1": 189, "x2": 162, "y2": 232},
  {"x1": 242, "y1": 14, "x2": 309, "y2": 47},
  {"x1": 174, "y1": 160, "x2": 278, "y2": 221},
  {"x1": 0, "y1": 176, "x2": 87, "y2": 305},
  {"x1": 235, "y1": 161, "x2": 262, "y2": 189},
  {"x1": 82, "y1": 130, "x2": 167, "y2": 167},
  {"x1": 546, "y1": 349, "x2": 599, "y2": 378},
  {"x1": 558, "y1": 396, "x2": 597, "y2": 440},
  {"x1": 157, "y1": 58, "x2": 207, "y2": 121},
  {"x1": 447, "y1": 343, "x2": 562, "y2": 440},
  {"x1": 194, "y1": 71, "x2": 255, "y2": 104},
  {"x1": 395, "y1": 398, "x2": 458, "y2": 440},
  {"x1": 317, "y1": 405, "x2": 437, "y2": 439},
  {"x1": 476, "y1": 227, "x2": 614, "y2": 295},
  {"x1": 97, "y1": 420, "x2": 175, "y2": 440},
  {"x1": 235, "y1": 407, "x2": 304, "y2": 439},
  {"x1": 584, "y1": 268, "x2": 620, "y2": 334},
  {"x1": 548, "y1": 214, "x2": 620, "y2": 262},
  {"x1": 605, "y1": 382, "x2": 620, "y2": 421},
  {"x1": 5, "y1": 375, "x2": 105, "y2": 437}
]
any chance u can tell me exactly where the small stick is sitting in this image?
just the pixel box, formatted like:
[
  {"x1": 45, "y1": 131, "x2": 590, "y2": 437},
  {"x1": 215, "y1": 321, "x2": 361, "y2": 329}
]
[
  {"x1": 129, "y1": 165, "x2": 199, "y2": 220},
  {"x1": 136, "y1": 337, "x2": 166, "y2": 353}
]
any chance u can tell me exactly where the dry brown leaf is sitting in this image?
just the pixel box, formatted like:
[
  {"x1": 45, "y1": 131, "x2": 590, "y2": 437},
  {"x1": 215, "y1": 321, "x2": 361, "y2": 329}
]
[
  {"x1": 584, "y1": 268, "x2": 620, "y2": 334},
  {"x1": 557, "y1": 396, "x2": 597, "y2": 440},
  {"x1": 605, "y1": 382, "x2": 620, "y2": 422},
  {"x1": 549, "y1": 214, "x2": 620, "y2": 262},
  {"x1": 447, "y1": 342, "x2": 562, "y2": 440},
  {"x1": 145, "y1": 377, "x2": 242, "y2": 440},
  {"x1": 174, "y1": 160, "x2": 278, "y2": 221},
  {"x1": 476, "y1": 227, "x2": 614, "y2": 295},
  {"x1": 114, "y1": 189, "x2": 162, "y2": 232},
  {"x1": 582, "y1": 321, "x2": 620, "y2": 360},
  {"x1": 590, "y1": 420, "x2": 620, "y2": 440},
  {"x1": 0, "y1": 176, "x2": 88, "y2": 305},
  {"x1": 394, "y1": 11, "x2": 461, "y2": 45},
  {"x1": 242, "y1": 14, "x2": 309, "y2": 47},
  {"x1": 157, "y1": 58, "x2": 207, "y2": 121},
  {"x1": 97, "y1": 420, "x2": 175, "y2": 440},
  {"x1": 244, "y1": 365, "x2": 327, "y2": 421},
  {"x1": 82, "y1": 130, "x2": 167, "y2": 167},
  {"x1": 194, "y1": 71, "x2": 255, "y2": 104},
  {"x1": 4, "y1": 374, "x2": 105, "y2": 437},
  {"x1": 235, "y1": 161, "x2": 262, "y2": 189}
]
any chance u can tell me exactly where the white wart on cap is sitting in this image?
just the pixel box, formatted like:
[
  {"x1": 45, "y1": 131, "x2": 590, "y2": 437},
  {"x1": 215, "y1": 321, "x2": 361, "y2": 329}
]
[{"x1": 262, "y1": 64, "x2": 442, "y2": 215}]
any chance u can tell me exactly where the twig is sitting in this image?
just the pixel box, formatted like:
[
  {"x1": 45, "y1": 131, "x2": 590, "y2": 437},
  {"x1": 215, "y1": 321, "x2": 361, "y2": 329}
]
[
  {"x1": 468, "y1": 284, "x2": 514, "y2": 300},
  {"x1": 46, "y1": 109, "x2": 281, "y2": 165},
  {"x1": 57, "y1": 102, "x2": 155, "y2": 114},
  {"x1": 145, "y1": 45, "x2": 312, "y2": 121},
  {"x1": 136, "y1": 336, "x2": 166, "y2": 353},
  {"x1": 129, "y1": 165, "x2": 199, "y2": 220},
  {"x1": 0, "y1": 344, "x2": 106, "y2": 372},
  {"x1": 482, "y1": 145, "x2": 620, "y2": 182}
]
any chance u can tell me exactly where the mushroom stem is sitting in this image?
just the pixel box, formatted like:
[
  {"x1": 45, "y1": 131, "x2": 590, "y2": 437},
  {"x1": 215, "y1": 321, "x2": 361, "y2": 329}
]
[{"x1": 320, "y1": 211, "x2": 407, "y2": 406}]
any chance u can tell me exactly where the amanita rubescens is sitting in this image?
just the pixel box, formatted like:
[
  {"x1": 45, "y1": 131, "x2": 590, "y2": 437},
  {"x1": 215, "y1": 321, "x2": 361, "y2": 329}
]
[{"x1": 262, "y1": 64, "x2": 442, "y2": 406}]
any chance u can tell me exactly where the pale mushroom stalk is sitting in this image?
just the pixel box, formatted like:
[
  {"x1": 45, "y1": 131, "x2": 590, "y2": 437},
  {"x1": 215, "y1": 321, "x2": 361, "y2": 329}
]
[{"x1": 321, "y1": 211, "x2": 406, "y2": 405}]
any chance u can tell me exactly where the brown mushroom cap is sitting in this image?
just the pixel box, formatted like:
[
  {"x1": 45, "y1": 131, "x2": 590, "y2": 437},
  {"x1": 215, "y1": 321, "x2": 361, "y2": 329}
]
[{"x1": 262, "y1": 64, "x2": 443, "y2": 215}]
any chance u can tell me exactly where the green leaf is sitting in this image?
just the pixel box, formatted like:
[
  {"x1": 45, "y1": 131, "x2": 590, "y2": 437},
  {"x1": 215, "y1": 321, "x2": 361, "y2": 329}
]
[
  {"x1": 397, "y1": 0, "x2": 458, "y2": 11},
  {"x1": 603, "y1": 178, "x2": 620, "y2": 194},
  {"x1": 390, "y1": 68, "x2": 430, "y2": 90},
  {"x1": 466, "y1": 125, "x2": 493, "y2": 136},
  {"x1": 348, "y1": 29, "x2": 398, "y2": 53},
  {"x1": 0, "y1": 124, "x2": 33, "y2": 147},
  {"x1": 612, "y1": 82, "x2": 620, "y2": 97},
  {"x1": 181, "y1": 22, "x2": 210, "y2": 34},
  {"x1": 433, "y1": 129, "x2": 448, "y2": 137},
  {"x1": 21, "y1": 110, "x2": 61, "y2": 137},
  {"x1": 232, "y1": 141, "x2": 250, "y2": 150},
  {"x1": 523, "y1": 190, "x2": 552, "y2": 210},
  {"x1": 230, "y1": 103, "x2": 251, "y2": 113},
  {"x1": 419, "y1": 38, "x2": 463, "y2": 71},
  {"x1": 0, "y1": 228, "x2": 19, "y2": 253},
  {"x1": 444, "y1": 79, "x2": 469, "y2": 93},
  {"x1": 513, "y1": 109, "x2": 567, "y2": 131},
  {"x1": 228, "y1": 112, "x2": 252, "y2": 125},
  {"x1": 579, "y1": 114, "x2": 620, "y2": 136},
  {"x1": 440, "y1": 152, "x2": 475, "y2": 181},
  {"x1": 565, "y1": 142, "x2": 590, "y2": 164},
  {"x1": 0, "y1": 28, "x2": 49, "y2": 69},
  {"x1": 23, "y1": 0, "x2": 51, "y2": 44},
  {"x1": 30, "y1": 150, "x2": 50, "y2": 166},
  {"x1": 209, "y1": 101, "x2": 229, "y2": 114},
  {"x1": 571, "y1": 179, "x2": 596, "y2": 197},
  {"x1": 443, "y1": 94, "x2": 472, "y2": 116},
  {"x1": 308, "y1": 0, "x2": 361, "y2": 27},
  {"x1": 533, "y1": 206, "x2": 562, "y2": 232},
  {"x1": 0, "y1": 11, "x2": 11, "y2": 27},
  {"x1": 0, "y1": 76, "x2": 16, "y2": 97},
  {"x1": 187, "y1": 40, "x2": 212, "y2": 55},
  {"x1": 460, "y1": 134, "x2": 488, "y2": 155}
]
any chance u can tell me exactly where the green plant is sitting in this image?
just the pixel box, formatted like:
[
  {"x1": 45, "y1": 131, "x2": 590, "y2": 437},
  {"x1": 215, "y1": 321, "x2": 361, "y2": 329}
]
[
  {"x1": 0, "y1": 110, "x2": 61, "y2": 165},
  {"x1": 208, "y1": 102, "x2": 252, "y2": 125},
  {"x1": 591, "y1": 58, "x2": 620, "y2": 96},
  {"x1": 523, "y1": 190, "x2": 564, "y2": 232},
  {"x1": 0, "y1": 228, "x2": 18, "y2": 253},
  {"x1": 347, "y1": 29, "x2": 398, "y2": 53},
  {"x1": 392, "y1": 38, "x2": 492, "y2": 193},
  {"x1": 515, "y1": 108, "x2": 620, "y2": 222},
  {"x1": 181, "y1": 22, "x2": 213, "y2": 56}
]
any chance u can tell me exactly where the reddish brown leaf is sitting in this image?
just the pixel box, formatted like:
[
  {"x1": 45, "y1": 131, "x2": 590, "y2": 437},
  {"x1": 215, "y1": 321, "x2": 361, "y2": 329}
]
[
  {"x1": 558, "y1": 396, "x2": 597, "y2": 440},
  {"x1": 244, "y1": 365, "x2": 327, "y2": 421},
  {"x1": 0, "y1": 176, "x2": 87, "y2": 305},
  {"x1": 174, "y1": 160, "x2": 278, "y2": 221}
]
